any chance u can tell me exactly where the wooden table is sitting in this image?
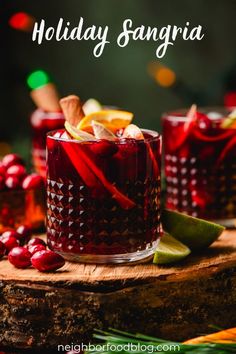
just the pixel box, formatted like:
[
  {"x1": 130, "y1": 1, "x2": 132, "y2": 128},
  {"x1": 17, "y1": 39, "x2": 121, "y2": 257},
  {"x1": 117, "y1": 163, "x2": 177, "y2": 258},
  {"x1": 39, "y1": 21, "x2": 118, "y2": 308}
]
[{"x1": 0, "y1": 231, "x2": 236, "y2": 351}]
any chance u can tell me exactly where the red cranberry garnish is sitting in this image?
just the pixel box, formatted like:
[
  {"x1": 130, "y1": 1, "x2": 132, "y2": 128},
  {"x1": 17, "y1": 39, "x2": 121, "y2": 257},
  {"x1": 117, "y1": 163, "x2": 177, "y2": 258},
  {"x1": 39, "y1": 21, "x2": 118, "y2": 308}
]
[
  {"x1": 0, "y1": 176, "x2": 5, "y2": 191},
  {"x1": 5, "y1": 176, "x2": 20, "y2": 189},
  {"x1": 22, "y1": 173, "x2": 44, "y2": 190},
  {"x1": 28, "y1": 238, "x2": 46, "y2": 248},
  {"x1": 16, "y1": 225, "x2": 32, "y2": 242},
  {"x1": 6, "y1": 164, "x2": 26, "y2": 180},
  {"x1": 31, "y1": 250, "x2": 65, "y2": 272},
  {"x1": 1, "y1": 235, "x2": 20, "y2": 253},
  {"x1": 8, "y1": 247, "x2": 32, "y2": 269},
  {"x1": 28, "y1": 244, "x2": 46, "y2": 255},
  {"x1": 2, "y1": 154, "x2": 24, "y2": 169},
  {"x1": 0, "y1": 241, "x2": 6, "y2": 259},
  {"x1": 91, "y1": 140, "x2": 118, "y2": 157}
]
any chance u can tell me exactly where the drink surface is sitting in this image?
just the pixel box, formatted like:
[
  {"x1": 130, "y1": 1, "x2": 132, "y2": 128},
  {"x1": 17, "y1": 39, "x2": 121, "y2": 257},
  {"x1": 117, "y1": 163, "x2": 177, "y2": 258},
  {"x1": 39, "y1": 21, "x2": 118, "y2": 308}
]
[
  {"x1": 31, "y1": 109, "x2": 65, "y2": 178},
  {"x1": 163, "y1": 108, "x2": 236, "y2": 222},
  {"x1": 46, "y1": 129, "x2": 161, "y2": 261}
]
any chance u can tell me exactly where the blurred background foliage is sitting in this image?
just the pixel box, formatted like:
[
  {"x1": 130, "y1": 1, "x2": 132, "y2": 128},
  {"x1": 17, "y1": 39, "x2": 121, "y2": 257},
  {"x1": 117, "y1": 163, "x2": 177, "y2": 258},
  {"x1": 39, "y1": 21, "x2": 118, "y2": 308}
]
[{"x1": 1, "y1": 0, "x2": 236, "y2": 162}]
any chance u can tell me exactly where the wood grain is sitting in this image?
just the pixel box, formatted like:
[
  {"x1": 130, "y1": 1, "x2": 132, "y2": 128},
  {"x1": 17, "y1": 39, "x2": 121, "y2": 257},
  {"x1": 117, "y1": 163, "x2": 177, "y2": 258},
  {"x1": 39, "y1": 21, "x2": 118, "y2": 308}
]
[{"x1": 0, "y1": 230, "x2": 235, "y2": 350}]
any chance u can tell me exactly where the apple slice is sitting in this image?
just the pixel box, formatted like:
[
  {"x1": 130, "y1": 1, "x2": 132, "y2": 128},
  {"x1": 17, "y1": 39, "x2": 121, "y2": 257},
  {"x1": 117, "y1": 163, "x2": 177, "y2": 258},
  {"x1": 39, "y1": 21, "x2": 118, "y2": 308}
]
[
  {"x1": 123, "y1": 124, "x2": 144, "y2": 140},
  {"x1": 92, "y1": 121, "x2": 116, "y2": 140}
]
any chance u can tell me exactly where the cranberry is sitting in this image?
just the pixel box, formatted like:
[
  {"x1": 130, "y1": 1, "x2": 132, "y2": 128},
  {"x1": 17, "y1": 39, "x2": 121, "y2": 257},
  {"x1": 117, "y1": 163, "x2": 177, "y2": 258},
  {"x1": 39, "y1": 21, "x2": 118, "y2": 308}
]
[
  {"x1": 22, "y1": 173, "x2": 44, "y2": 190},
  {"x1": 31, "y1": 250, "x2": 65, "y2": 272},
  {"x1": 28, "y1": 237, "x2": 46, "y2": 248},
  {"x1": 0, "y1": 176, "x2": 5, "y2": 191},
  {"x1": 1, "y1": 230, "x2": 19, "y2": 239},
  {"x1": 91, "y1": 140, "x2": 118, "y2": 157},
  {"x1": 0, "y1": 240, "x2": 6, "y2": 259},
  {"x1": 1, "y1": 235, "x2": 20, "y2": 253},
  {"x1": 16, "y1": 225, "x2": 32, "y2": 242},
  {"x1": 2, "y1": 153, "x2": 24, "y2": 169},
  {"x1": 6, "y1": 164, "x2": 26, "y2": 180},
  {"x1": 8, "y1": 247, "x2": 32, "y2": 269},
  {"x1": 5, "y1": 176, "x2": 20, "y2": 189},
  {"x1": 28, "y1": 244, "x2": 46, "y2": 255}
]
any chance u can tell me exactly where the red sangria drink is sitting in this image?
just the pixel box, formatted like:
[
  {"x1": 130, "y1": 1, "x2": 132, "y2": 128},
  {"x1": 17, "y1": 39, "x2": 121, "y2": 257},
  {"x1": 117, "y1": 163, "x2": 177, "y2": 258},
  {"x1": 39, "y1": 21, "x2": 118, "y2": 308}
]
[
  {"x1": 31, "y1": 109, "x2": 65, "y2": 178},
  {"x1": 46, "y1": 95, "x2": 162, "y2": 263},
  {"x1": 163, "y1": 105, "x2": 236, "y2": 226}
]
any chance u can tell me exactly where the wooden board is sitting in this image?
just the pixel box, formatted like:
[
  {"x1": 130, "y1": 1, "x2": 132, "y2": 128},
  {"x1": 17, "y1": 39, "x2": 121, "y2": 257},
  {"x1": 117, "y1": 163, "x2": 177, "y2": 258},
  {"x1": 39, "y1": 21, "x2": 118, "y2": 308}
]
[{"x1": 0, "y1": 230, "x2": 236, "y2": 351}]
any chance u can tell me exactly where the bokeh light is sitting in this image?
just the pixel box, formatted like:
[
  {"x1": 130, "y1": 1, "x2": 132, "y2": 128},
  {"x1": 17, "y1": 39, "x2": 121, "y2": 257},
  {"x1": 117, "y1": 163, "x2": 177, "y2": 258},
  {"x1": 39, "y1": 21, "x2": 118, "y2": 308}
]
[
  {"x1": 27, "y1": 70, "x2": 50, "y2": 90},
  {"x1": 148, "y1": 62, "x2": 176, "y2": 87},
  {"x1": 9, "y1": 12, "x2": 35, "y2": 32}
]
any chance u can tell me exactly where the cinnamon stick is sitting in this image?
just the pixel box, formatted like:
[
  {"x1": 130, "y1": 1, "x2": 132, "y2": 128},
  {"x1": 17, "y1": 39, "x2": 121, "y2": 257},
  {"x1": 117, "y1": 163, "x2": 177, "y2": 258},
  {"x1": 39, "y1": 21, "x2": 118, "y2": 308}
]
[
  {"x1": 30, "y1": 83, "x2": 61, "y2": 112},
  {"x1": 59, "y1": 95, "x2": 85, "y2": 127}
]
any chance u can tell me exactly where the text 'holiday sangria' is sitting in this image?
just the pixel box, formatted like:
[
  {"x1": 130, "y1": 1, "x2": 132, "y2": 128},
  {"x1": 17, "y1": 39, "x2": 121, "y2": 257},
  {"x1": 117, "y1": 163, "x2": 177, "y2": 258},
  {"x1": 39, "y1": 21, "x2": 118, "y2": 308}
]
[
  {"x1": 46, "y1": 95, "x2": 162, "y2": 263},
  {"x1": 163, "y1": 105, "x2": 236, "y2": 226}
]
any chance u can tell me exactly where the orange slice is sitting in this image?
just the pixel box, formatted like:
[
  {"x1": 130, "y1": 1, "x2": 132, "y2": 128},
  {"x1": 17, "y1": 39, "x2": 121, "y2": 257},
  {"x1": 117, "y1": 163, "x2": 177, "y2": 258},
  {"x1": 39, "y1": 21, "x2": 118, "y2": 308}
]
[{"x1": 77, "y1": 110, "x2": 133, "y2": 133}]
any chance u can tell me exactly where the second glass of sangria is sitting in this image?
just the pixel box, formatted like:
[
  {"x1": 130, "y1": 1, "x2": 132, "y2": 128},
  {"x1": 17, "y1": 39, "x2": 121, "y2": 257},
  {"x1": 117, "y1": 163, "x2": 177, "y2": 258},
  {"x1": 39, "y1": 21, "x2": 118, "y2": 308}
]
[{"x1": 163, "y1": 105, "x2": 236, "y2": 226}]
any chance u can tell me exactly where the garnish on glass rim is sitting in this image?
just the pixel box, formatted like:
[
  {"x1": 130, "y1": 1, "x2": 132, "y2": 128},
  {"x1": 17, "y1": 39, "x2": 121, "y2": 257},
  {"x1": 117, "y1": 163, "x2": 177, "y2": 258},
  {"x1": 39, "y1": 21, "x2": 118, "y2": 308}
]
[
  {"x1": 221, "y1": 109, "x2": 236, "y2": 129},
  {"x1": 64, "y1": 121, "x2": 97, "y2": 141},
  {"x1": 92, "y1": 120, "x2": 116, "y2": 140},
  {"x1": 77, "y1": 109, "x2": 133, "y2": 133},
  {"x1": 60, "y1": 95, "x2": 85, "y2": 127},
  {"x1": 30, "y1": 82, "x2": 61, "y2": 112},
  {"x1": 171, "y1": 104, "x2": 198, "y2": 151}
]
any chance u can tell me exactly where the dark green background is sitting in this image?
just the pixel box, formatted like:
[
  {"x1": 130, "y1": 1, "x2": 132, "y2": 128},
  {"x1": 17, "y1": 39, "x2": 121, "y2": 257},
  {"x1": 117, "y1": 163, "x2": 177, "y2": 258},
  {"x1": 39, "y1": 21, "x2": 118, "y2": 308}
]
[{"x1": 1, "y1": 0, "x2": 236, "y2": 161}]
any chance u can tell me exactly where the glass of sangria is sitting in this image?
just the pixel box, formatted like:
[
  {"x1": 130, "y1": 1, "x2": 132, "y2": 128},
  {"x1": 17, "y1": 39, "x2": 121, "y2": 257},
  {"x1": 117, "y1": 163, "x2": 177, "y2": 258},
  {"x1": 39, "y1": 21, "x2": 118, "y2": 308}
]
[
  {"x1": 31, "y1": 109, "x2": 65, "y2": 178},
  {"x1": 163, "y1": 105, "x2": 236, "y2": 226},
  {"x1": 46, "y1": 97, "x2": 162, "y2": 263}
]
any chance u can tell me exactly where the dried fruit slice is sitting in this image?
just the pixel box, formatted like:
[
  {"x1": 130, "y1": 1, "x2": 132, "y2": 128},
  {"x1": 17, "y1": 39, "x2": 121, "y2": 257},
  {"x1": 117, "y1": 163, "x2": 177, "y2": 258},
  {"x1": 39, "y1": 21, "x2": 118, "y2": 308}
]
[
  {"x1": 122, "y1": 124, "x2": 144, "y2": 140},
  {"x1": 65, "y1": 121, "x2": 97, "y2": 141},
  {"x1": 83, "y1": 98, "x2": 102, "y2": 115},
  {"x1": 221, "y1": 109, "x2": 236, "y2": 128},
  {"x1": 153, "y1": 233, "x2": 190, "y2": 264},
  {"x1": 77, "y1": 110, "x2": 133, "y2": 133},
  {"x1": 162, "y1": 209, "x2": 225, "y2": 251},
  {"x1": 92, "y1": 121, "x2": 116, "y2": 140}
]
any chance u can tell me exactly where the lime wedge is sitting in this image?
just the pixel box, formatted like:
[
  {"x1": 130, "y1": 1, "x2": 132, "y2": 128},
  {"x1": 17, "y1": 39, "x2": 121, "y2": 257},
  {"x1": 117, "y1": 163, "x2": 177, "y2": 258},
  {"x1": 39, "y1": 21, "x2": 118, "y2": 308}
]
[
  {"x1": 65, "y1": 121, "x2": 97, "y2": 141},
  {"x1": 153, "y1": 233, "x2": 190, "y2": 264},
  {"x1": 92, "y1": 121, "x2": 116, "y2": 140},
  {"x1": 83, "y1": 98, "x2": 102, "y2": 115},
  {"x1": 162, "y1": 209, "x2": 225, "y2": 251}
]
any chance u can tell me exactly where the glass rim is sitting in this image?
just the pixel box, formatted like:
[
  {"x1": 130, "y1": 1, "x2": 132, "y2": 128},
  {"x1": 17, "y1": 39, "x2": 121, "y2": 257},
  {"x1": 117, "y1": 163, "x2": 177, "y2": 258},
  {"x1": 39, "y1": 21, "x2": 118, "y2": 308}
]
[
  {"x1": 47, "y1": 128, "x2": 161, "y2": 145},
  {"x1": 162, "y1": 106, "x2": 229, "y2": 122},
  {"x1": 31, "y1": 108, "x2": 65, "y2": 120}
]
